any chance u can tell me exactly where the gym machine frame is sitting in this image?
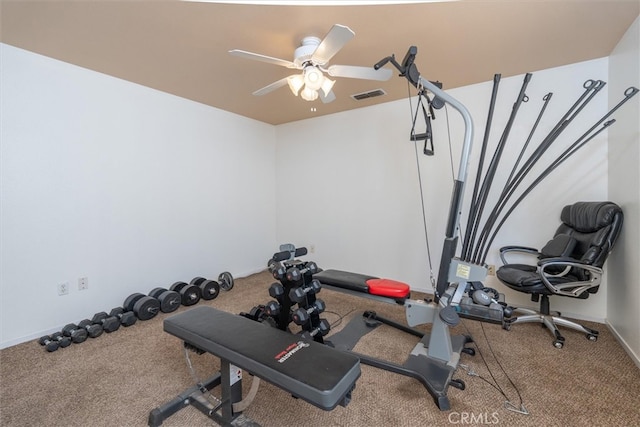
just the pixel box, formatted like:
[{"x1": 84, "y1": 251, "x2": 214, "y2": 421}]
[{"x1": 347, "y1": 46, "x2": 486, "y2": 410}]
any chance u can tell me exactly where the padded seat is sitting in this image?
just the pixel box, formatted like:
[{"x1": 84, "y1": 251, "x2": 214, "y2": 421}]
[
  {"x1": 497, "y1": 201, "x2": 623, "y2": 348},
  {"x1": 314, "y1": 269, "x2": 410, "y2": 302}
]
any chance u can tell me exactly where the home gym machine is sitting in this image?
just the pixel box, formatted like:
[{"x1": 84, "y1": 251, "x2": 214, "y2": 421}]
[{"x1": 256, "y1": 46, "x2": 489, "y2": 412}]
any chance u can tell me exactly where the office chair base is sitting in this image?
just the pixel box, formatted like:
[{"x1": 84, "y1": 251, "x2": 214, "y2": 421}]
[{"x1": 503, "y1": 313, "x2": 599, "y2": 348}]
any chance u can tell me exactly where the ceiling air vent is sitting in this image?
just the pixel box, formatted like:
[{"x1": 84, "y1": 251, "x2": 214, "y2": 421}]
[{"x1": 351, "y1": 89, "x2": 387, "y2": 101}]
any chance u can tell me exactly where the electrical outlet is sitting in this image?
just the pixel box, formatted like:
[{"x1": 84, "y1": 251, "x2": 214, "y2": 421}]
[
  {"x1": 78, "y1": 277, "x2": 88, "y2": 291},
  {"x1": 487, "y1": 265, "x2": 496, "y2": 276},
  {"x1": 310, "y1": 244, "x2": 316, "y2": 254},
  {"x1": 58, "y1": 282, "x2": 69, "y2": 296}
]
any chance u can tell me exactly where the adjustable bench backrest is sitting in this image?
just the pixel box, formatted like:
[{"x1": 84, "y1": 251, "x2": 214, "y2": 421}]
[{"x1": 164, "y1": 306, "x2": 360, "y2": 411}]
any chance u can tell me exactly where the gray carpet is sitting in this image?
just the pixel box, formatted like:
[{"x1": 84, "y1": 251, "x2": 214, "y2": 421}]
[{"x1": 1, "y1": 271, "x2": 639, "y2": 426}]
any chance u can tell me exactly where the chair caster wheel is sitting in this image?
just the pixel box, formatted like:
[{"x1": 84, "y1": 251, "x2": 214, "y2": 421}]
[
  {"x1": 449, "y1": 379, "x2": 466, "y2": 390},
  {"x1": 461, "y1": 347, "x2": 475, "y2": 356},
  {"x1": 553, "y1": 339, "x2": 564, "y2": 349},
  {"x1": 586, "y1": 333, "x2": 598, "y2": 342},
  {"x1": 502, "y1": 322, "x2": 511, "y2": 331}
]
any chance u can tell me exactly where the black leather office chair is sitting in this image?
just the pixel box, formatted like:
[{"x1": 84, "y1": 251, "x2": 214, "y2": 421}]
[{"x1": 496, "y1": 201, "x2": 623, "y2": 348}]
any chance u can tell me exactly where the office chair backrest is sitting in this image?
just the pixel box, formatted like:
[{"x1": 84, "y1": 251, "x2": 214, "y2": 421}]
[{"x1": 555, "y1": 201, "x2": 623, "y2": 270}]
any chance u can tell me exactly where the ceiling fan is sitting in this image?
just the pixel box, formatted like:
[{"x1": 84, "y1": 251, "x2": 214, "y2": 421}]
[{"x1": 229, "y1": 24, "x2": 393, "y2": 103}]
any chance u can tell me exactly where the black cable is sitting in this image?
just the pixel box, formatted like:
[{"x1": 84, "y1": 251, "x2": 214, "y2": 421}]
[
  {"x1": 460, "y1": 320, "x2": 526, "y2": 409},
  {"x1": 407, "y1": 82, "x2": 436, "y2": 289},
  {"x1": 325, "y1": 309, "x2": 355, "y2": 329}
]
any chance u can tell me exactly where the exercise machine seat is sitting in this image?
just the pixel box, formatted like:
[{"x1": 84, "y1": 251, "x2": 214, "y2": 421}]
[{"x1": 314, "y1": 269, "x2": 410, "y2": 301}]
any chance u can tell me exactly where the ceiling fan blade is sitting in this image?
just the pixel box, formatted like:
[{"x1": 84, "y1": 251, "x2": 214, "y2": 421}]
[
  {"x1": 326, "y1": 65, "x2": 393, "y2": 81},
  {"x1": 252, "y1": 77, "x2": 290, "y2": 96},
  {"x1": 311, "y1": 24, "x2": 355, "y2": 66},
  {"x1": 229, "y1": 49, "x2": 297, "y2": 69},
  {"x1": 320, "y1": 90, "x2": 336, "y2": 104}
]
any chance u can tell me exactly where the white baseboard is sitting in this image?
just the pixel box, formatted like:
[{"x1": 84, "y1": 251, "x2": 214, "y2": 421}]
[{"x1": 605, "y1": 321, "x2": 640, "y2": 369}]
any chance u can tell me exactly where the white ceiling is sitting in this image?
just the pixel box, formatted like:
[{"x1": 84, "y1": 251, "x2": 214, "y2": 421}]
[{"x1": 1, "y1": 0, "x2": 638, "y2": 125}]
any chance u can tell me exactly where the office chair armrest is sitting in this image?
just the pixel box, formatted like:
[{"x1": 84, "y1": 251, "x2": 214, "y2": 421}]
[
  {"x1": 499, "y1": 246, "x2": 540, "y2": 265},
  {"x1": 537, "y1": 258, "x2": 603, "y2": 298}
]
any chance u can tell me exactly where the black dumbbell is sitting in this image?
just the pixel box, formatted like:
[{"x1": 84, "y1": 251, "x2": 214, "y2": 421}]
[
  {"x1": 169, "y1": 282, "x2": 201, "y2": 306},
  {"x1": 91, "y1": 312, "x2": 121, "y2": 333},
  {"x1": 286, "y1": 262, "x2": 318, "y2": 282},
  {"x1": 148, "y1": 287, "x2": 182, "y2": 312},
  {"x1": 50, "y1": 332, "x2": 72, "y2": 348},
  {"x1": 269, "y1": 283, "x2": 285, "y2": 300},
  {"x1": 123, "y1": 293, "x2": 161, "y2": 320},
  {"x1": 77, "y1": 319, "x2": 104, "y2": 338},
  {"x1": 218, "y1": 272, "x2": 234, "y2": 291},
  {"x1": 61, "y1": 323, "x2": 89, "y2": 344},
  {"x1": 289, "y1": 279, "x2": 322, "y2": 303},
  {"x1": 109, "y1": 307, "x2": 137, "y2": 327},
  {"x1": 38, "y1": 335, "x2": 60, "y2": 352},
  {"x1": 190, "y1": 278, "x2": 220, "y2": 301},
  {"x1": 248, "y1": 305, "x2": 266, "y2": 321},
  {"x1": 270, "y1": 262, "x2": 287, "y2": 280},
  {"x1": 301, "y1": 319, "x2": 331, "y2": 340},
  {"x1": 292, "y1": 299, "x2": 326, "y2": 325},
  {"x1": 265, "y1": 300, "x2": 280, "y2": 316}
]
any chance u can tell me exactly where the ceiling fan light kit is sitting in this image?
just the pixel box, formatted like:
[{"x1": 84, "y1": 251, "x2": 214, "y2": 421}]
[{"x1": 229, "y1": 24, "x2": 392, "y2": 104}]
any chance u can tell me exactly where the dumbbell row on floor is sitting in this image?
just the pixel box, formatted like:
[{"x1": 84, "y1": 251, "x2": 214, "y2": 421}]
[
  {"x1": 38, "y1": 307, "x2": 138, "y2": 352},
  {"x1": 120, "y1": 272, "x2": 235, "y2": 321},
  {"x1": 38, "y1": 272, "x2": 234, "y2": 351}
]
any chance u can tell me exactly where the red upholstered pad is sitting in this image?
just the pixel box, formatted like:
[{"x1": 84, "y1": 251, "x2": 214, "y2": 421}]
[{"x1": 366, "y1": 278, "x2": 410, "y2": 298}]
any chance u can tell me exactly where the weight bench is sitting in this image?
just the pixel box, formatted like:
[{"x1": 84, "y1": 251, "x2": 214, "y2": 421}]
[
  {"x1": 149, "y1": 306, "x2": 360, "y2": 426},
  {"x1": 314, "y1": 269, "x2": 411, "y2": 304}
]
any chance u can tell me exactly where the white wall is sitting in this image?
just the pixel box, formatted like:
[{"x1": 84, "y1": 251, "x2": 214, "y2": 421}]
[
  {"x1": 276, "y1": 58, "x2": 613, "y2": 321},
  {"x1": 607, "y1": 16, "x2": 640, "y2": 364},
  {"x1": 0, "y1": 44, "x2": 278, "y2": 348}
]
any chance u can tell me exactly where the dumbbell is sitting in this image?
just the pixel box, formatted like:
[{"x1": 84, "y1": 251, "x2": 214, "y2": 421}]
[
  {"x1": 148, "y1": 287, "x2": 182, "y2": 312},
  {"x1": 61, "y1": 323, "x2": 89, "y2": 344},
  {"x1": 123, "y1": 293, "x2": 161, "y2": 320},
  {"x1": 77, "y1": 319, "x2": 104, "y2": 338},
  {"x1": 269, "y1": 283, "x2": 285, "y2": 300},
  {"x1": 264, "y1": 300, "x2": 280, "y2": 316},
  {"x1": 289, "y1": 279, "x2": 321, "y2": 303},
  {"x1": 38, "y1": 335, "x2": 60, "y2": 352},
  {"x1": 51, "y1": 332, "x2": 72, "y2": 348},
  {"x1": 286, "y1": 262, "x2": 318, "y2": 282},
  {"x1": 109, "y1": 307, "x2": 138, "y2": 327},
  {"x1": 300, "y1": 319, "x2": 331, "y2": 340},
  {"x1": 239, "y1": 305, "x2": 266, "y2": 322},
  {"x1": 91, "y1": 312, "x2": 121, "y2": 333},
  {"x1": 189, "y1": 277, "x2": 220, "y2": 301},
  {"x1": 169, "y1": 282, "x2": 201, "y2": 306},
  {"x1": 292, "y1": 299, "x2": 326, "y2": 325},
  {"x1": 270, "y1": 262, "x2": 287, "y2": 281}
]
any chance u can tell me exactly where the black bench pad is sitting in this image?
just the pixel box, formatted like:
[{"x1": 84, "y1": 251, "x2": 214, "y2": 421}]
[
  {"x1": 164, "y1": 306, "x2": 360, "y2": 411},
  {"x1": 314, "y1": 269, "x2": 410, "y2": 299}
]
